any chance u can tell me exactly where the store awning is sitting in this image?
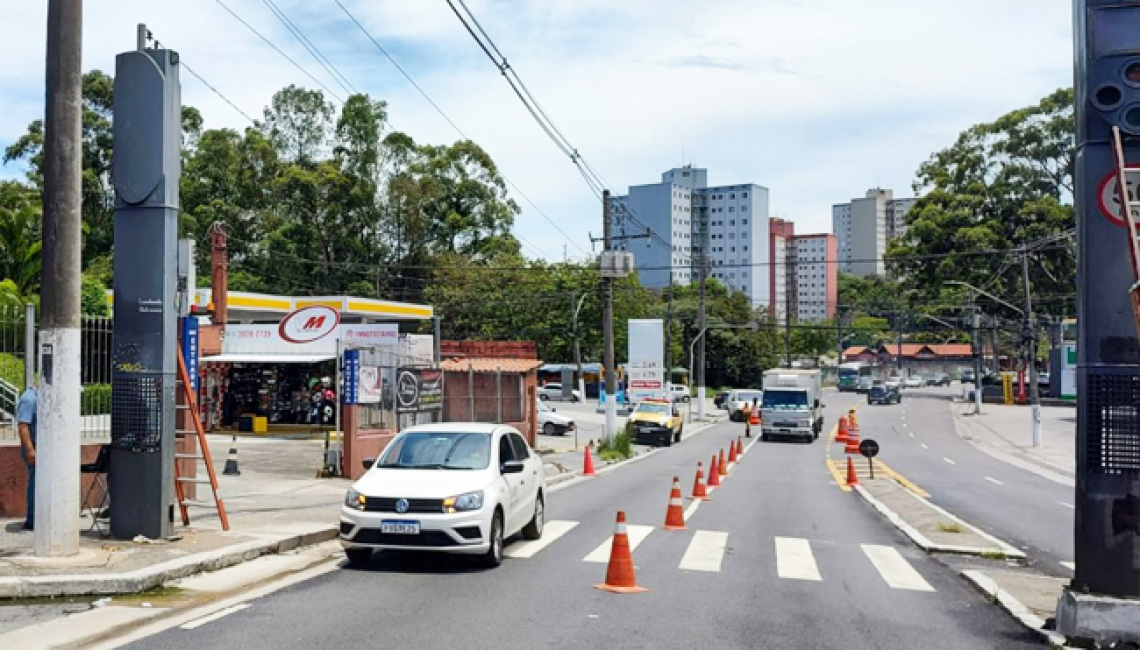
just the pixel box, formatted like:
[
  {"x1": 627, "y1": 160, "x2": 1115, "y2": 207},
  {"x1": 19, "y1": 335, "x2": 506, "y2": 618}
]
[{"x1": 201, "y1": 354, "x2": 336, "y2": 364}]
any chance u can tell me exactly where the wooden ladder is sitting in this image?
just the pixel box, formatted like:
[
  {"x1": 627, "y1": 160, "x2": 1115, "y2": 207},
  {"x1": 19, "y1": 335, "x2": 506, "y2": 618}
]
[
  {"x1": 173, "y1": 344, "x2": 230, "y2": 531},
  {"x1": 1111, "y1": 126, "x2": 1140, "y2": 343}
]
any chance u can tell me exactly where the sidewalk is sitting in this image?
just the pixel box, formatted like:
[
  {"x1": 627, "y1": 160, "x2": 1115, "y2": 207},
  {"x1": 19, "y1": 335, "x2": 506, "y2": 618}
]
[
  {"x1": 0, "y1": 435, "x2": 346, "y2": 598},
  {"x1": 949, "y1": 401, "x2": 1075, "y2": 485}
]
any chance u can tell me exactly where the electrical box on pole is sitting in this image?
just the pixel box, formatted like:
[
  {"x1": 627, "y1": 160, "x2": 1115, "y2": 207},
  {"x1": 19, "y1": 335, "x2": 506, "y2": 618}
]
[
  {"x1": 1060, "y1": 2, "x2": 1140, "y2": 642},
  {"x1": 109, "y1": 33, "x2": 182, "y2": 540}
]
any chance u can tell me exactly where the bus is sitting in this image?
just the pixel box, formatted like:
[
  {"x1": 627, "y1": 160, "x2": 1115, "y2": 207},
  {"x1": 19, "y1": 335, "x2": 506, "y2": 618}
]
[{"x1": 837, "y1": 362, "x2": 873, "y2": 392}]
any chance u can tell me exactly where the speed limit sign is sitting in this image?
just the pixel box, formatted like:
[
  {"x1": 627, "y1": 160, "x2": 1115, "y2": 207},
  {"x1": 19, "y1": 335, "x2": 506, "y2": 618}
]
[{"x1": 1096, "y1": 167, "x2": 1140, "y2": 228}]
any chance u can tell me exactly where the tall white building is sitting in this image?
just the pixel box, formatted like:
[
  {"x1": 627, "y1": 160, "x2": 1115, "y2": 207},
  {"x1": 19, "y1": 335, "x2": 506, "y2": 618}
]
[
  {"x1": 612, "y1": 166, "x2": 771, "y2": 308},
  {"x1": 832, "y1": 188, "x2": 915, "y2": 277}
]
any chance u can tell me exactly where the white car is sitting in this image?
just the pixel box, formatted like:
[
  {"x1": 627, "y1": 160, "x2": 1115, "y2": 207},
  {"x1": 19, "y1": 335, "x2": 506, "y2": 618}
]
[
  {"x1": 903, "y1": 376, "x2": 925, "y2": 389},
  {"x1": 537, "y1": 399, "x2": 575, "y2": 436},
  {"x1": 537, "y1": 383, "x2": 581, "y2": 402},
  {"x1": 728, "y1": 389, "x2": 763, "y2": 422},
  {"x1": 340, "y1": 423, "x2": 546, "y2": 568},
  {"x1": 667, "y1": 384, "x2": 691, "y2": 403}
]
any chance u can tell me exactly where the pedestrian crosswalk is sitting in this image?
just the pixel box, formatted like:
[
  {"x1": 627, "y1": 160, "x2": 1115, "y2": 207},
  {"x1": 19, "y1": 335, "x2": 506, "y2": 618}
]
[{"x1": 505, "y1": 520, "x2": 937, "y2": 591}]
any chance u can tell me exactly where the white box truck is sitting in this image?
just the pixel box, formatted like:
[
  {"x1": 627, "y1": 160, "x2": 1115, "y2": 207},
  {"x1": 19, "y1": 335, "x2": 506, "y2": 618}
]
[{"x1": 760, "y1": 369, "x2": 823, "y2": 442}]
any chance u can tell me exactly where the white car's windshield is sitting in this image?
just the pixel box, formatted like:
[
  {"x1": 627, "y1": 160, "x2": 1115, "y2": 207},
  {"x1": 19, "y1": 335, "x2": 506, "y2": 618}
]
[
  {"x1": 379, "y1": 432, "x2": 491, "y2": 470},
  {"x1": 762, "y1": 391, "x2": 808, "y2": 410},
  {"x1": 537, "y1": 400, "x2": 551, "y2": 412},
  {"x1": 734, "y1": 391, "x2": 762, "y2": 403},
  {"x1": 636, "y1": 402, "x2": 671, "y2": 415}
]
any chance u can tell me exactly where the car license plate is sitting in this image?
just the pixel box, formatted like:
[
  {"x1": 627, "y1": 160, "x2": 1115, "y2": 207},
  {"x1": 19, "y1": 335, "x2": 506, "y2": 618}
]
[{"x1": 380, "y1": 520, "x2": 420, "y2": 535}]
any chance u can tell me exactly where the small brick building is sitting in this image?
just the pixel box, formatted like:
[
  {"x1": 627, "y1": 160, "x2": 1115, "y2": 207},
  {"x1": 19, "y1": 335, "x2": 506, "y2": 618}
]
[{"x1": 440, "y1": 341, "x2": 541, "y2": 446}]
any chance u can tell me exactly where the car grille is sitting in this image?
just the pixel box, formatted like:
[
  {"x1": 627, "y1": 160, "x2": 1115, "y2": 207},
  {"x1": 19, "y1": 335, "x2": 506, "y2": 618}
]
[
  {"x1": 362, "y1": 498, "x2": 445, "y2": 514},
  {"x1": 349, "y1": 528, "x2": 460, "y2": 547}
]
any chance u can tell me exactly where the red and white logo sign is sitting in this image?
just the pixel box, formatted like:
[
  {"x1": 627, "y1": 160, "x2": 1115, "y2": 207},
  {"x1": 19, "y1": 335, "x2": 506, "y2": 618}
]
[
  {"x1": 278, "y1": 306, "x2": 341, "y2": 344},
  {"x1": 1096, "y1": 167, "x2": 1140, "y2": 228}
]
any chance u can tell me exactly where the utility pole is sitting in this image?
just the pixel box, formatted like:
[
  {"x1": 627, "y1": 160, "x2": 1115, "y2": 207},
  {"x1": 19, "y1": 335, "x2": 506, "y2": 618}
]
[
  {"x1": 664, "y1": 278, "x2": 674, "y2": 385},
  {"x1": 696, "y1": 251, "x2": 707, "y2": 420},
  {"x1": 784, "y1": 256, "x2": 793, "y2": 367},
  {"x1": 897, "y1": 312, "x2": 905, "y2": 375},
  {"x1": 37, "y1": 0, "x2": 83, "y2": 557},
  {"x1": 1022, "y1": 247, "x2": 1042, "y2": 447},
  {"x1": 601, "y1": 190, "x2": 617, "y2": 443},
  {"x1": 571, "y1": 292, "x2": 586, "y2": 410},
  {"x1": 970, "y1": 301, "x2": 983, "y2": 414}
]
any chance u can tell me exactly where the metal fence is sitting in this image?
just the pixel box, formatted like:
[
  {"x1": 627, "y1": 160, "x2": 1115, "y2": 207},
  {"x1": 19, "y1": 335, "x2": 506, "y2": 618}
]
[
  {"x1": 0, "y1": 307, "x2": 112, "y2": 443},
  {"x1": 443, "y1": 366, "x2": 525, "y2": 424}
]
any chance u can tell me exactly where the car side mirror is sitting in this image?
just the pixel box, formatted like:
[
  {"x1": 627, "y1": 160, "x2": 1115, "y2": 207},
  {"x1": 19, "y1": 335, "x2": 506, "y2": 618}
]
[
  {"x1": 501, "y1": 460, "x2": 525, "y2": 474},
  {"x1": 362, "y1": 458, "x2": 376, "y2": 471}
]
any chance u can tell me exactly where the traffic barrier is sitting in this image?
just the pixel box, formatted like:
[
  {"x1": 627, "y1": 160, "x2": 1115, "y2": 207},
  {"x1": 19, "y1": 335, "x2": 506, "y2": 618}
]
[
  {"x1": 595, "y1": 511, "x2": 648, "y2": 593},
  {"x1": 845, "y1": 425, "x2": 861, "y2": 454},
  {"x1": 836, "y1": 415, "x2": 849, "y2": 444},
  {"x1": 728, "y1": 439, "x2": 739, "y2": 464},
  {"x1": 582, "y1": 446, "x2": 597, "y2": 477},
  {"x1": 692, "y1": 462, "x2": 709, "y2": 500},
  {"x1": 223, "y1": 439, "x2": 241, "y2": 476},
  {"x1": 663, "y1": 477, "x2": 687, "y2": 531},
  {"x1": 846, "y1": 457, "x2": 859, "y2": 486},
  {"x1": 719, "y1": 448, "x2": 729, "y2": 476},
  {"x1": 708, "y1": 454, "x2": 722, "y2": 487}
]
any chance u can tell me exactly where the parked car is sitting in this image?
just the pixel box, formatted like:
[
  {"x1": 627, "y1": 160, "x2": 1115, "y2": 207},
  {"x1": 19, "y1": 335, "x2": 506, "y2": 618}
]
[
  {"x1": 537, "y1": 399, "x2": 575, "y2": 436},
  {"x1": 903, "y1": 375, "x2": 925, "y2": 389},
  {"x1": 961, "y1": 368, "x2": 976, "y2": 384},
  {"x1": 340, "y1": 423, "x2": 546, "y2": 568},
  {"x1": 885, "y1": 376, "x2": 902, "y2": 391},
  {"x1": 537, "y1": 383, "x2": 581, "y2": 402},
  {"x1": 727, "y1": 389, "x2": 764, "y2": 421},
  {"x1": 868, "y1": 383, "x2": 901, "y2": 405},
  {"x1": 629, "y1": 398, "x2": 684, "y2": 446},
  {"x1": 667, "y1": 383, "x2": 691, "y2": 403},
  {"x1": 928, "y1": 373, "x2": 951, "y2": 387},
  {"x1": 855, "y1": 377, "x2": 875, "y2": 394},
  {"x1": 714, "y1": 391, "x2": 731, "y2": 410}
]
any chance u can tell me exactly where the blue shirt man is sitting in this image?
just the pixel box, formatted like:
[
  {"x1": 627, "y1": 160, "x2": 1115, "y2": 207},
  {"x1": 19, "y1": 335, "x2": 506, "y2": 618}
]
[{"x1": 17, "y1": 385, "x2": 36, "y2": 531}]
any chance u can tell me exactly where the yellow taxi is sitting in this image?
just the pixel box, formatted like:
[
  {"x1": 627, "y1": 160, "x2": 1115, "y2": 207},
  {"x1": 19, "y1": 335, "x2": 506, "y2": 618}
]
[{"x1": 628, "y1": 398, "x2": 684, "y2": 447}]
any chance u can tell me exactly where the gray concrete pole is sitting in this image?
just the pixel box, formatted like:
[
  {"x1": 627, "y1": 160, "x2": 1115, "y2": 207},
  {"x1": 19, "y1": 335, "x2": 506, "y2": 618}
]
[
  {"x1": 1022, "y1": 249, "x2": 1042, "y2": 447},
  {"x1": 37, "y1": 0, "x2": 83, "y2": 557},
  {"x1": 602, "y1": 190, "x2": 617, "y2": 442},
  {"x1": 24, "y1": 302, "x2": 35, "y2": 389},
  {"x1": 696, "y1": 256, "x2": 707, "y2": 420}
]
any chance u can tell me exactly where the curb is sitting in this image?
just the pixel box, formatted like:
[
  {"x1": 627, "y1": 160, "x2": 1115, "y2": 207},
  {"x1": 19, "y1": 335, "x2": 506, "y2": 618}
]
[
  {"x1": 853, "y1": 484, "x2": 1026, "y2": 560},
  {"x1": 0, "y1": 525, "x2": 338, "y2": 600},
  {"x1": 961, "y1": 570, "x2": 1069, "y2": 647}
]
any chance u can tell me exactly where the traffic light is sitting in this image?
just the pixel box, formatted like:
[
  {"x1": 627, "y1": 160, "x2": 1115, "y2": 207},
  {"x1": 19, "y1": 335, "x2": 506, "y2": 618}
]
[{"x1": 1084, "y1": 4, "x2": 1140, "y2": 136}]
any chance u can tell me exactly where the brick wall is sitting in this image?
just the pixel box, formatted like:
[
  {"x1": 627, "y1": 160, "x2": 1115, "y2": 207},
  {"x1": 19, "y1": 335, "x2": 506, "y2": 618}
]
[{"x1": 441, "y1": 340, "x2": 537, "y2": 360}]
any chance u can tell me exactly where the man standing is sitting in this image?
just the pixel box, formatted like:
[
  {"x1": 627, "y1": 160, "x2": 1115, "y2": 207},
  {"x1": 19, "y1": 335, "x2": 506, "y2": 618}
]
[{"x1": 17, "y1": 382, "x2": 37, "y2": 531}]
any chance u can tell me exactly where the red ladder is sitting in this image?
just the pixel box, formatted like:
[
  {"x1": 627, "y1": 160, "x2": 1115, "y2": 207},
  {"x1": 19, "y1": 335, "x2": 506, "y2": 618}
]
[
  {"x1": 173, "y1": 345, "x2": 230, "y2": 531},
  {"x1": 1110, "y1": 126, "x2": 1140, "y2": 342}
]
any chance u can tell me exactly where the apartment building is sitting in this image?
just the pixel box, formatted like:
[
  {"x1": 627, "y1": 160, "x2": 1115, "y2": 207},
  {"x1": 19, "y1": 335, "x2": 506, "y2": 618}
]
[{"x1": 832, "y1": 188, "x2": 915, "y2": 277}]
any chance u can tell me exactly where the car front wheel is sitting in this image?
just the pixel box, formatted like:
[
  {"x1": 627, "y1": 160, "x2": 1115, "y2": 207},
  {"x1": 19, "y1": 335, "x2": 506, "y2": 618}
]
[
  {"x1": 483, "y1": 511, "x2": 504, "y2": 568},
  {"x1": 522, "y1": 494, "x2": 544, "y2": 540},
  {"x1": 543, "y1": 422, "x2": 556, "y2": 436}
]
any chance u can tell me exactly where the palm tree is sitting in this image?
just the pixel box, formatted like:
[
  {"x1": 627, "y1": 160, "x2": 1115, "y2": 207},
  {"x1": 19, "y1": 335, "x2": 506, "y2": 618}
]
[{"x1": 0, "y1": 181, "x2": 42, "y2": 295}]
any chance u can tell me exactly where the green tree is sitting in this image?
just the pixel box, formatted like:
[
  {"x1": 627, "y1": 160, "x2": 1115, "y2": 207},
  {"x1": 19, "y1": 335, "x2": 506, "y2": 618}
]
[
  {"x1": 81, "y1": 274, "x2": 110, "y2": 317},
  {"x1": 0, "y1": 181, "x2": 42, "y2": 295}
]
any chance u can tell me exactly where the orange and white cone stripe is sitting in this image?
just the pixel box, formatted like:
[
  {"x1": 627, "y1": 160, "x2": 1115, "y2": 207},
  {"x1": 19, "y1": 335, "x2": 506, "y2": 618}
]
[{"x1": 664, "y1": 477, "x2": 687, "y2": 531}]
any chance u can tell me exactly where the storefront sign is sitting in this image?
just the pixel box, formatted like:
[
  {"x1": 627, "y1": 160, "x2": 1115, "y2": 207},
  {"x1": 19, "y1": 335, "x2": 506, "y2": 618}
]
[
  {"x1": 279, "y1": 305, "x2": 340, "y2": 344},
  {"x1": 627, "y1": 319, "x2": 665, "y2": 403},
  {"x1": 341, "y1": 323, "x2": 399, "y2": 348},
  {"x1": 358, "y1": 366, "x2": 385, "y2": 404},
  {"x1": 396, "y1": 367, "x2": 443, "y2": 412},
  {"x1": 343, "y1": 349, "x2": 360, "y2": 404},
  {"x1": 222, "y1": 322, "x2": 400, "y2": 357},
  {"x1": 181, "y1": 316, "x2": 199, "y2": 390}
]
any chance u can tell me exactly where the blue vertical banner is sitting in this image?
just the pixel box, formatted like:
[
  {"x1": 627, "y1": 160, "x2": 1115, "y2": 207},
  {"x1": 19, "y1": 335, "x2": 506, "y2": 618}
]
[
  {"x1": 181, "y1": 316, "x2": 199, "y2": 391},
  {"x1": 343, "y1": 349, "x2": 360, "y2": 405}
]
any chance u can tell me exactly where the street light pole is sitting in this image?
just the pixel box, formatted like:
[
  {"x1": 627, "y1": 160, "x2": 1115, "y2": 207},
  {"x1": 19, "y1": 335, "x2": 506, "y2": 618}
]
[
  {"x1": 572, "y1": 292, "x2": 587, "y2": 408},
  {"x1": 1021, "y1": 248, "x2": 1042, "y2": 447}
]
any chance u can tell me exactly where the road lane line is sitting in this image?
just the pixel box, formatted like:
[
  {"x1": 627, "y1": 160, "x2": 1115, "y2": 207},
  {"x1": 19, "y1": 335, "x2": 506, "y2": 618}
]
[
  {"x1": 583, "y1": 525, "x2": 653, "y2": 563},
  {"x1": 984, "y1": 476, "x2": 1004, "y2": 486},
  {"x1": 943, "y1": 457, "x2": 956, "y2": 465},
  {"x1": 180, "y1": 604, "x2": 251, "y2": 630},
  {"x1": 908, "y1": 431, "x2": 914, "y2": 437},
  {"x1": 679, "y1": 530, "x2": 728, "y2": 572},
  {"x1": 505, "y1": 520, "x2": 579, "y2": 558},
  {"x1": 775, "y1": 537, "x2": 821, "y2": 581},
  {"x1": 920, "y1": 443, "x2": 929, "y2": 449},
  {"x1": 861, "y1": 545, "x2": 934, "y2": 592},
  {"x1": 684, "y1": 500, "x2": 702, "y2": 521},
  {"x1": 1059, "y1": 502, "x2": 1075, "y2": 510},
  {"x1": 1060, "y1": 561, "x2": 1075, "y2": 571}
]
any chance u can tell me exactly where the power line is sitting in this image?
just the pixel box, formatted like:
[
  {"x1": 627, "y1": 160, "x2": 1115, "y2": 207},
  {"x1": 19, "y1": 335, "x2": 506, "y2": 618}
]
[
  {"x1": 260, "y1": 0, "x2": 358, "y2": 96},
  {"x1": 180, "y1": 61, "x2": 257, "y2": 125}
]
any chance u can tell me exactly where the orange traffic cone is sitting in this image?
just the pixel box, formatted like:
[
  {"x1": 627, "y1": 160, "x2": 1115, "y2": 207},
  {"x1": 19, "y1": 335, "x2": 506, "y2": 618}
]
[
  {"x1": 663, "y1": 477, "x2": 687, "y2": 531},
  {"x1": 846, "y1": 457, "x2": 859, "y2": 486},
  {"x1": 737, "y1": 437, "x2": 745, "y2": 457},
  {"x1": 582, "y1": 446, "x2": 597, "y2": 477},
  {"x1": 708, "y1": 454, "x2": 722, "y2": 487},
  {"x1": 836, "y1": 415, "x2": 849, "y2": 443},
  {"x1": 845, "y1": 425, "x2": 861, "y2": 454},
  {"x1": 595, "y1": 511, "x2": 647, "y2": 593},
  {"x1": 749, "y1": 411, "x2": 760, "y2": 426},
  {"x1": 728, "y1": 440, "x2": 739, "y2": 464},
  {"x1": 718, "y1": 448, "x2": 729, "y2": 476},
  {"x1": 691, "y1": 462, "x2": 709, "y2": 500}
]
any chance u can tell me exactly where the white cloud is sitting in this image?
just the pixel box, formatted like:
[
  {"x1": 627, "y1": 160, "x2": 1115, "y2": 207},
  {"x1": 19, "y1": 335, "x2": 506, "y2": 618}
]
[{"x1": 0, "y1": 0, "x2": 1072, "y2": 260}]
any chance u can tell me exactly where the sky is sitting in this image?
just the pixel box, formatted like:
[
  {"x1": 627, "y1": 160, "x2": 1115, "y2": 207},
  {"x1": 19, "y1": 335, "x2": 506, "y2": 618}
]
[{"x1": 0, "y1": 0, "x2": 1073, "y2": 262}]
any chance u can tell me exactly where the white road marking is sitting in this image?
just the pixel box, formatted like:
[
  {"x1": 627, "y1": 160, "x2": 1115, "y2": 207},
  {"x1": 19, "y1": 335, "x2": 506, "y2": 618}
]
[
  {"x1": 180, "y1": 604, "x2": 250, "y2": 630},
  {"x1": 1060, "y1": 561, "x2": 1075, "y2": 571},
  {"x1": 679, "y1": 530, "x2": 728, "y2": 572},
  {"x1": 775, "y1": 536, "x2": 822, "y2": 582},
  {"x1": 920, "y1": 443, "x2": 929, "y2": 449},
  {"x1": 984, "y1": 476, "x2": 1004, "y2": 486},
  {"x1": 908, "y1": 431, "x2": 914, "y2": 438},
  {"x1": 943, "y1": 457, "x2": 956, "y2": 465},
  {"x1": 1059, "y1": 502, "x2": 1075, "y2": 510},
  {"x1": 861, "y1": 545, "x2": 935, "y2": 592},
  {"x1": 505, "y1": 520, "x2": 579, "y2": 558},
  {"x1": 684, "y1": 499, "x2": 702, "y2": 521},
  {"x1": 583, "y1": 525, "x2": 654, "y2": 563}
]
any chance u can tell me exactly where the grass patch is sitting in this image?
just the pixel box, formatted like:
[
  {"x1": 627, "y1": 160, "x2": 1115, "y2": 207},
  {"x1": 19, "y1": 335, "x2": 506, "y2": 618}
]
[
  {"x1": 597, "y1": 425, "x2": 634, "y2": 461},
  {"x1": 936, "y1": 521, "x2": 964, "y2": 534},
  {"x1": 980, "y1": 551, "x2": 1007, "y2": 560}
]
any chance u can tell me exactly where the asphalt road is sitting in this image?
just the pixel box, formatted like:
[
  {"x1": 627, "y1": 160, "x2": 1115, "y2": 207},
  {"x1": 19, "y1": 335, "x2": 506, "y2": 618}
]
[
  {"x1": 124, "y1": 399, "x2": 1040, "y2": 650},
  {"x1": 841, "y1": 385, "x2": 1074, "y2": 575}
]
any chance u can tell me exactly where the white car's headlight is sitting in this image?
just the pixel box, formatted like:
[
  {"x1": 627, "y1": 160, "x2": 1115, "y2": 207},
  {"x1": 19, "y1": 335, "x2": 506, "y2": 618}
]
[
  {"x1": 345, "y1": 488, "x2": 366, "y2": 511},
  {"x1": 443, "y1": 491, "x2": 484, "y2": 513}
]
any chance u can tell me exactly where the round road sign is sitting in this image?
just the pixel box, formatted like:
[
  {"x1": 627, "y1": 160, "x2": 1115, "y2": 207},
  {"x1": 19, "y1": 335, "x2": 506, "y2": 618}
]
[
  {"x1": 1096, "y1": 167, "x2": 1140, "y2": 228},
  {"x1": 859, "y1": 439, "x2": 880, "y2": 459}
]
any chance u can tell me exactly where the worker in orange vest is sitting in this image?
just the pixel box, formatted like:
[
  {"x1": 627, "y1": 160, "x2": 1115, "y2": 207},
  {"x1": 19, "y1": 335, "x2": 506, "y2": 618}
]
[{"x1": 742, "y1": 401, "x2": 753, "y2": 438}]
